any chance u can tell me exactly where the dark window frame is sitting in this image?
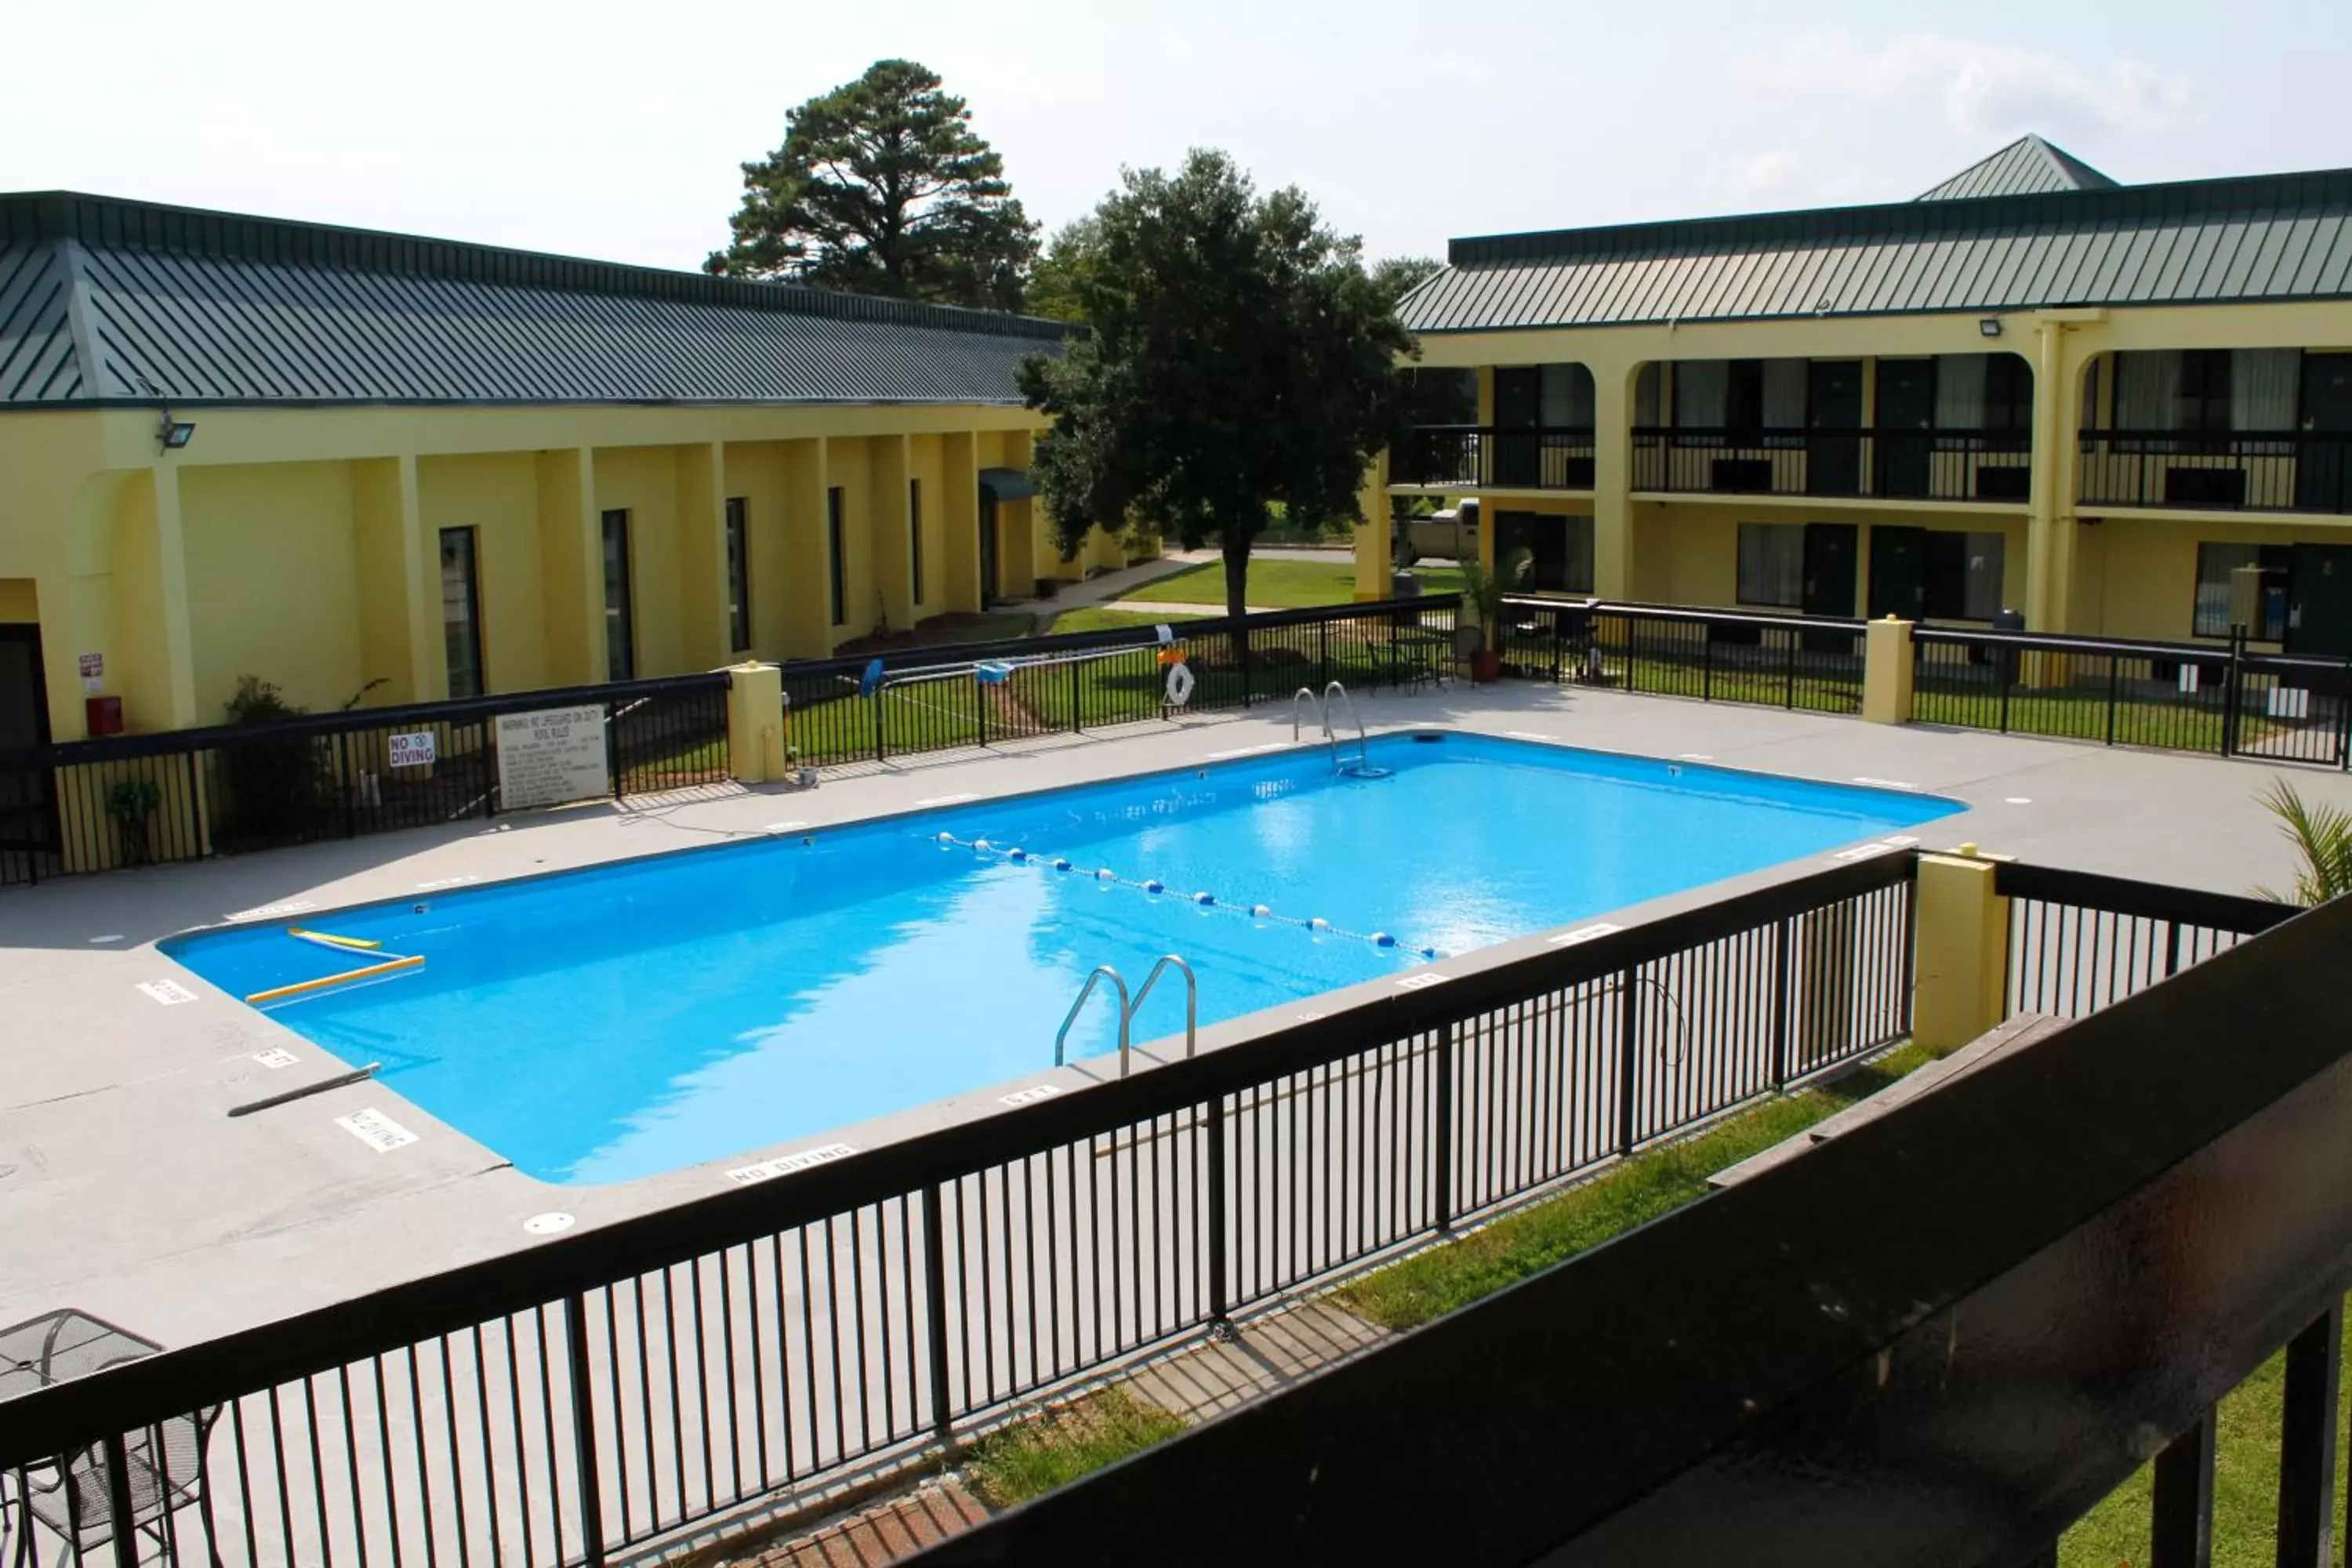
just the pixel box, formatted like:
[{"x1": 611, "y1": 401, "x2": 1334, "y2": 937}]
[
  {"x1": 437, "y1": 525, "x2": 486, "y2": 699},
  {"x1": 2193, "y1": 541, "x2": 2290, "y2": 640},
  {"x1": 826, "y1": 487, "x2": 847, "y2": 627},
  {"x1": 909, "y1": 479, "x2": 924, "y2": 607},
  {"x1": 1735, "y1": 520, "x2": 1806, "y2": 610},
  {"x1": 601, "y1": 508, "x2": 635, "y2": 681},
  {"x1": 724, "y1": 496, "x2": 751, "y2": 653},
  {"x1": 2180, "y1": 349, "x2": 2234, "y2": 434}
]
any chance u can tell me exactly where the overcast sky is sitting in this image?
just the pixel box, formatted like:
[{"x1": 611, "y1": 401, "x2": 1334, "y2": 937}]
[{"x1": 8, "y1": 0, "x2": 2350, "y2": 274}]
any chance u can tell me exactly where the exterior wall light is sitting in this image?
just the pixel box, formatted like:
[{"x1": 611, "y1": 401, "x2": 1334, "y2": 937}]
[
  {"x1": 158, "y1": 414, "x2": 196, "y2": 450},
  {"x1": 1979, "y1": 318, "x2": 2004, "y2": 338}
]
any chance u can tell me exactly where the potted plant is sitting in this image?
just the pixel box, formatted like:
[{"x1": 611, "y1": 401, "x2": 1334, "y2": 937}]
[
  {"x1": 1460, "y1": 547, "x2": 1532, "y2": 684},
  {"x1": 106, "y1": 777, "x2": 161, "y2": 867}
]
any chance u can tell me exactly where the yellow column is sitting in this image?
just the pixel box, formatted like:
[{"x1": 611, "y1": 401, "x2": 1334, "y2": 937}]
[
  {"x1": 942, "y1": 432, "x2": 981, "y2": 612},
  {"x1": 871, "y1": 434, "x2": 915, "y2": 628},
  {"x1": 1913, "y1": 848, "x2": 2011, "y2": 1053},
  {"x1": 1353, "y1": 449, "x2": 1392, "y2": 601},
  {"x1": 676, "y1": 442, "x2": 731, "y2": 666},
  {"x1": 780, "y1": 437, "x2": 832, "y2": 658},
  {"x1": 143, "y1": 464, "x2": 200, "y2": 729},
  {"x1": 1861, "y1": 616, "x2": 1915, "y2": 724},
  {"x1": 2025, "y1": 323, "x2": 2070, "y2": 632},
  {"x1": 538, "y1": 448, "x2": 604, "y2": 684},
  {"x1": 1590, "y1": 358, "x2": 1635, "y2": 598},
  {"x1": 724, "y1": 661, "x2": 786, "y2": 783}
]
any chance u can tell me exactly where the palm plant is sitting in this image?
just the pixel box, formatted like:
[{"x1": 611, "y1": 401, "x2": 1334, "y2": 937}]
[
  {"x1": 1461, "y1": 546, "x2": 1534, "y2": 655},
  {"x1": 2253, "y1": 777, "x2": 2352, "y2": 906}
]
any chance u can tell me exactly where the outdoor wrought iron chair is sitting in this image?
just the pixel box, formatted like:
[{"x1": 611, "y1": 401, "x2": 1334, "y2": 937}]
[{"x1": 9, "y1": 1407, "x2": 222, "y2": 1567}]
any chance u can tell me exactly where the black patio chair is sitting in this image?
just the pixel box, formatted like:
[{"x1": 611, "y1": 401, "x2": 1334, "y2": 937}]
[{"x1": 11, "y1": 1407, "x2": 223, "y2": 1567}]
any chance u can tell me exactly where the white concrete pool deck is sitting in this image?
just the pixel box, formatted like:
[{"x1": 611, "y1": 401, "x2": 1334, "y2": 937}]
[{"x1": 2, "y1": 679, "x2": 2344, "y2": 1352}]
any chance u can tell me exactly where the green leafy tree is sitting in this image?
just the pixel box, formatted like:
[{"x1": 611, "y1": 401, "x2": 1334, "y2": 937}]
[
  {"x1": 1023, "y1": 219, "x2": 1099, "y2": 324},
  {"x1": 1370, "y1": 255, "x2": 1443, "y2": 309},
  {"x1": 2254, "y1": 777, "x2": 2352, "y2": 905},
  {"x1": 708, "y1": 60, "x2": 1038, "y2": 310},
  {"x1": 1018, "y1": 150, "x2": 1413, "y2": 631}
]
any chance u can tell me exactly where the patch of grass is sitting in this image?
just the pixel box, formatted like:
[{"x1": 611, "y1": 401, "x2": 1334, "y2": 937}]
[
  {"x1": 1043, "y1": 605, "x2": 1207, "y2": 636},
  {"x1": 1334, "y1": 1044, "x2": 1937, "y2": 1332},
  {"x1": 1121, "y1": 557, "x2": 1462, "y2": 610},
  {"x1": 961, "y1": 1388, "x2": 1188, "y2": 1509},
  {"x1": 2060, "y1": 1308, "x2": 2352, "y2": 1567}
]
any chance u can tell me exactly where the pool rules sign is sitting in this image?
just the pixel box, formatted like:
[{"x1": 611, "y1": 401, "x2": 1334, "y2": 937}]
[{"x1": 495, "y1": 705, "x2": 610, "y2": 809}]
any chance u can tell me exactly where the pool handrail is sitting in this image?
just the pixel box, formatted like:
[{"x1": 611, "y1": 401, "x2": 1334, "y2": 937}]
[
  {"x1": 1054, "y1": 964, "x2": 1133, "y2": 1076},
  {"x1": 1323, "y1": 680, "x2": 1369, "y2": 772},
  {"x1": 1291, "y1": 686, "x2": 1327, "y2": 743},
  {"x1": 1127, "y1": 953, "x2": 1199, "y2": 1060}
]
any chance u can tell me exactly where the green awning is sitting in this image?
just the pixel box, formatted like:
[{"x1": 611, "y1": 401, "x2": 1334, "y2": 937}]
[{"x1": 978, "y1": 467, "x2": 1038, "y2": 501}]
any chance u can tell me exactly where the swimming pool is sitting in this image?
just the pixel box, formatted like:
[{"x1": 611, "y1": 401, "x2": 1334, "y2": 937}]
[{"x1": 165, "y1": 733, "x2": 1958, "y2": 1185}]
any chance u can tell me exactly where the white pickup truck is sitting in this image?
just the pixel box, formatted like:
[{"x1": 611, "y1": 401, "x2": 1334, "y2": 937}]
[{"x1": 1398, "y1": 499, "x2": 1479, "y2": 563}]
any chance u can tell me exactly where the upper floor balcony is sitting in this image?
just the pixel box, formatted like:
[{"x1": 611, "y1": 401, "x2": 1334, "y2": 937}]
[
  {"x1": 1392, "y1": 425, "x2": 1596, "y2": 491},
  {"x1": 1630, "y1": 426, "x2": 2033, "y2": 503}
]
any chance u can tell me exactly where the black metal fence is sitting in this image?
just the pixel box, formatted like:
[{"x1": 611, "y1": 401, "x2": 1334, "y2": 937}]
[
  {"x1": 1914, "y1": 626, "x2": 2352, "y2": 767},
  {"x1": 1995, "y1": 860, "x2": 2295, "y2": 1020},
  {"x1": 2077, "y1": 428, "x2": 2352, "y2": 514},
  {"x1": 1501, "y1": 597, "x2": 1867, "y2": 715},
  {"x1": 1392, "y1": 426, "x2": 1597, "y2": 491},
  {"x1": 0, "y1": 676, "x2": 731, "y2": 887},
  {"x1": 773, "y1": 597, "x2": 1460, "y2": 770},
  {"x1": 913, "y1": 895, "x2": 2351, "y2": 1568},
  {"x1": 0, "y1": 852, "x2": 1914, "y2": 1567},
  {"x1": 1630, "y1": 426, "x2": 2033, "y2": 502}
]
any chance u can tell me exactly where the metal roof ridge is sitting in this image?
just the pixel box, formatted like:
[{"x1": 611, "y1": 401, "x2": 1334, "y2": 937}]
[
  {"x1": 0, "y1": 191, "x2": 1077, "y2": 343},
  {"x1": 1446, "y1": 162, "x2": 2352, "y2": 270}
]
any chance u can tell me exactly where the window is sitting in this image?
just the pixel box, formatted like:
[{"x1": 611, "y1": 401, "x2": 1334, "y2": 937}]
[
  {"x1": 826, "y1": 486, "x2": 846, "y2": 626},
  {"x1": 1936, "y1": 353, "x2": 2034, "y2": 433},
  {"x1": 2177, "y1": 349, "x2": 2233, "y2": 433},
  {"x1": 1737, "y1": 521, "x2": 1805, "y2": 608},
  {"x1": 724, "y1": 497, "x2": 750, "y2": 652},
  {"x1": 438, "y1": 527, "x2": 484, "y2": 699},
  {"x1": 2194, "y1": 543, "x2": 2290, "y2": 639},
  {"x1": 909, "y1": 480, "x2": 924, "y2": 607},
  {"x1": 1537, "y1": 364, "x2": 1594, "y2": 427},
  {"x1": 601, "y1": 509, "x2": 634, "y2": 681},
  {"x1": 1922, "y1": 532, "x2": 2006, "y2": 621},
  {"x1": 1984, "y1": 354, "x2": 2034, "y2": 430}
]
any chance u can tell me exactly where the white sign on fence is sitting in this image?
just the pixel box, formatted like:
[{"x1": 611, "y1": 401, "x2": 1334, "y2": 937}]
[
  {"x1": 387, "y1": 730, "x2": 437, "y2": 768},
  {"x1": 495, "y1": 706, "x2": 610, "y2": 809}
]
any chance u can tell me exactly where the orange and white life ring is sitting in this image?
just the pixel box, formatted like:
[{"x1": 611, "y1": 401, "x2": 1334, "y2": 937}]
[{"x1": 1164, "y1": 660, "x2": 1196, "y2": 708}]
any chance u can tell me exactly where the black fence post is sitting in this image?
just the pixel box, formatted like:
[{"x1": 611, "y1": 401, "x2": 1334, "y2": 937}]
[
  {"x1": 101, "y1": 1430, "x2": 140, "y2": 1568},
  {"x1": 2106, "y1": 656, "x2": 2121, "y2": 747},
  {"x1": 604, "y1": 702, "x2": 622, "y2": 799},
  {"x1": 922, "y1": 1182, "x2": 956, "y2": 1445},
  {"x1": 1998, "y1": 654, "x2": 2013, "y2": 735},
  {"x1": 1433, "y1": 1022, "x2": 1456, "y2": 1233},
  {"x1": 337, "y1": 731, "x2": 356, "y2": 838},
  {"x1": 2275, "y1": 1303, "x2": 2342, "y2": 1568},
  {"x1": 2148, "y1": 1409, "x2": 2215, "y2": 1568},
  {"x1": 1318, "y1": 618, "x2": 1330, "y2": 691},
  {"x1": 564, "y1": 1293, "x2": 609, "y2": 1568},
  {"x1": 1069, "y1": 652, "x2": 1082, "y2": 734},
  {"x1": 1783, "y1": 630, "x2": 1798, "y2": 710},
  {"x1": 1616, "y1": 967, "x2": 1642, "y2": 1155},
  {"x1": 1701, "y1": 626, "x2": 1715, "y2": 704},
  {"x1": 976, "y1": 674, "x2": 989, "y2": 750},
  {"x1": 872, "y1": 688, "x2": 887, "y2": 764},
  {"x1": 1770, "y1": 916, "x2": 1794, "y2": 1091},
  {"x1": 1240, "y1": 624, "x2": 1256, "y2": 707},
  {"x1": 1205, "y1": 1095, "x2": 1230, "y2": 1327}
]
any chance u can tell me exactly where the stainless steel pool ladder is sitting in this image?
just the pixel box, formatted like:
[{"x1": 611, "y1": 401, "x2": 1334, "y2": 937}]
[
  {"x1": 1055, "y1": 964, "x2": 1131, "y2": 1076},
  {"x1": 1127, "y1": 954, "x2": 1198, "y2": 1060},
  {"x1": 1292, "y1": 685, "x2": 1325, "y2": 742},
  {"x1": 1323, "y1": 681, "x2": 1369, "y2": 772}
]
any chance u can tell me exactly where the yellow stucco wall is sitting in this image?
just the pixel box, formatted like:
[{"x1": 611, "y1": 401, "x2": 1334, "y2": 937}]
[
  {"x1": 0, "y1": 400, "x2": 1047, "y2": 741},
  {"x1": 1381, "y1": 297, "x2": 2352, "y2": 631}
]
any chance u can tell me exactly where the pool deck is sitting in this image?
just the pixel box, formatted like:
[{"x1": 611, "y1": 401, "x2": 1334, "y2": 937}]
[{"x1": 2, "y1": 681, "x2": 2343, "y2": 1352}]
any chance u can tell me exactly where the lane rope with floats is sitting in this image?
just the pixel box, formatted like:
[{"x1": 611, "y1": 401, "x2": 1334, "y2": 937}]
[{"x1": 930, "y1": 832, "x2": 1442, "y2": 960}]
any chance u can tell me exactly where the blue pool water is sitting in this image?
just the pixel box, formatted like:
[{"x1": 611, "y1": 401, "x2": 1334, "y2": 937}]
[{"x1": 165, "y1": 734, "x2": 1956, "y2": 1185}]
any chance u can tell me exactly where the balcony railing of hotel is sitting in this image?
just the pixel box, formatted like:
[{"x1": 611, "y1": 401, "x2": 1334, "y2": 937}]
[
  {"x1": 2076, "y1": 429, "x2": 2352, "y2": 512},
  {"x1": 1392, "y1": 425, "x2": 1597, "y2": 490},
  {"x1": 1629, "y1": 426, "x2": 2033, "y2": 503}
]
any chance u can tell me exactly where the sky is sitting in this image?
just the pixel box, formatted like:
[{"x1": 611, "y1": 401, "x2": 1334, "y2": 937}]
[{"x1": 6, "y1": 0, "x2": 2351, "y2": 276}]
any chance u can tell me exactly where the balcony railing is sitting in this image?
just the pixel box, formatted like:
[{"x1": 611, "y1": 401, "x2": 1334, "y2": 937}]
[
  {"x1": 1393, "y1": 425, "x2": 1595, "y2": 490},
  {"x1": 2076, "y1": 428, "x2": 2352, "y2": 513},
  {"x1": 1631, "y1": 426, "x2": 2032, "y2": 503}
]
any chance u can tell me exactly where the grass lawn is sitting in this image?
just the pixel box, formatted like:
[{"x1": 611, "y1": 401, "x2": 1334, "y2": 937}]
[
  {"x1": 1044, "y1": 605, "x2": 1208, "y2": 636},
  {"x1": 1334, "y1": 1043, "x2": 1936, "y2": 1331},
  {"x1": 961, "y1": 1388, "x2": 1188, "y2": 1509},
  {"x1": 1120, "y1": 557, "x2": 1463, "y2": 610}
]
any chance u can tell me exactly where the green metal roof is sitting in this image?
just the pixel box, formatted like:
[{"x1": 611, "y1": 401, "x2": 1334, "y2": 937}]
[
  {"x1": 1399, "y1": 157, "x2": 2352, "y2": 335},
  {"x1": 1915, "y1": 135, "x2": 2118, "y2": 201},
  {"x1": 0, "y1": 192, "x2": 1073, "y2": 408}
]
